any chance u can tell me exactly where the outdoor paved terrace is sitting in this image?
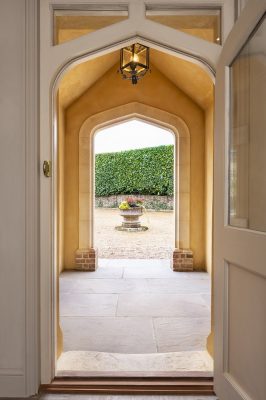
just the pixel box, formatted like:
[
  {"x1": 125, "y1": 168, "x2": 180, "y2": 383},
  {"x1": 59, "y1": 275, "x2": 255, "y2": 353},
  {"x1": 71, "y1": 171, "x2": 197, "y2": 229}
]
[{"x1": 58, "y1": 259, "x2": 212, "y2": 374}]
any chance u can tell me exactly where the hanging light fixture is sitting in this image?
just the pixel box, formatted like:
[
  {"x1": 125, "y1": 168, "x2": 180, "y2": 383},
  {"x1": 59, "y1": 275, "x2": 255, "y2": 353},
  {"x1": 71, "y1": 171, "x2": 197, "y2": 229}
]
[{"x1": 119, "y1": 43, "x2": 150, "y2": 85}]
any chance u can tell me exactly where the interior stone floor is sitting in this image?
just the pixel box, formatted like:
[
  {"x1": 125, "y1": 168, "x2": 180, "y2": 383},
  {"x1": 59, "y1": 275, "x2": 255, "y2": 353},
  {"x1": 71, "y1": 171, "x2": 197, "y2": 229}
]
[{"x1": 59, "y1": 259, "x2": 212, "y2": 374}]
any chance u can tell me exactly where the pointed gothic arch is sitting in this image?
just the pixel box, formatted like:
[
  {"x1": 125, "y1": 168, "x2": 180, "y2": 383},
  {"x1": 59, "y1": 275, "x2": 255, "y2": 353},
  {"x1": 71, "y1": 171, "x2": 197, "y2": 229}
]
[{"x1": 76, "y1": 102, "x2": 193, "y2": 271}]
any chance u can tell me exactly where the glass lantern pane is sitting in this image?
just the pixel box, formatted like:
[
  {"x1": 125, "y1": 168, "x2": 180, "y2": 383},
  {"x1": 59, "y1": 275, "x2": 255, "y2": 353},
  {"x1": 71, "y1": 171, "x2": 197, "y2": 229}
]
[
  {"x1": 137, "y1": 50, "x2": 148, "y2": 66},
  {"x1": 122, "y1": 48, "x2": 132, "y2": 71}
]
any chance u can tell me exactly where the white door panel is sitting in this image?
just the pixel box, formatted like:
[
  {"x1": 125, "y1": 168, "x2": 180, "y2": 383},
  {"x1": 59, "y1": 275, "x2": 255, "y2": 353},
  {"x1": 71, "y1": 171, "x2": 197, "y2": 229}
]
[{"x1": 214, "y1": 1, "x2": 266, "y2": 400}]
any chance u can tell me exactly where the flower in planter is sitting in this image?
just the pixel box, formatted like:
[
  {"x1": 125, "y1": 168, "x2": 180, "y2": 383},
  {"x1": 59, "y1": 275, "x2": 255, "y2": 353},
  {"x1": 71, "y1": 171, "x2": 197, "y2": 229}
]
[
  {"x1": 118, "y1": 200, "x2": 130, "y2": 210},
  {"x1": 119, "y1": 197, "x2": 144, "y2": 209}
]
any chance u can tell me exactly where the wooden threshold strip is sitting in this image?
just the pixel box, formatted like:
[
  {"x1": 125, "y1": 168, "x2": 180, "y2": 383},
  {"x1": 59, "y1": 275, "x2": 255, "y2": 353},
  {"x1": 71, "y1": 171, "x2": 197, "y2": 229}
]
[{"x1": 40, "y1": 376, "x2": 215, "y2": 395}]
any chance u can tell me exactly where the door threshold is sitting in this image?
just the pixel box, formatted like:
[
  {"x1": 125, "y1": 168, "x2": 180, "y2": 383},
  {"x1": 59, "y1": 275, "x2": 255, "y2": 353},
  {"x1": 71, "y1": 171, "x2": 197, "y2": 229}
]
[
  {"x1": 40, "y1": 376, "x2": 214, "y2": 395},
  {"x1": 56, "y1": 370, "x2": 213, "y2": 378}
]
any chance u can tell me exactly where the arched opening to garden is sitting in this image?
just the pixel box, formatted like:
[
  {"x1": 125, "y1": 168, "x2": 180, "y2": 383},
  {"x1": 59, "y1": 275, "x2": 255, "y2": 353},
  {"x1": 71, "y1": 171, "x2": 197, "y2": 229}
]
[{"x1": 94, "y1": 118, "x2": 175, "y2": 260}]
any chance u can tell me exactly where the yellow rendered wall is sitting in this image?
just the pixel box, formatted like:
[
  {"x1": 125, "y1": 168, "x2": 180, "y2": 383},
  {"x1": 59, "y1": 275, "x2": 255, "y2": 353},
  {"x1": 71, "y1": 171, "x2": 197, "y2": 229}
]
[
  {"x1": 57, "y1": 100, "x2": 65, "y2": 357},
  {"x1": 205, "y1": 100, "x2": 214, "y2": 357},
  {"x1": 205, "y1": 100, "x2": 214, "y2": 275},
  {"x1": 58, "y1": 101, "x2": 65, "y2": 275},
  {"x1": 63, "y1": 63, "x2": 206, "y2": 270}
]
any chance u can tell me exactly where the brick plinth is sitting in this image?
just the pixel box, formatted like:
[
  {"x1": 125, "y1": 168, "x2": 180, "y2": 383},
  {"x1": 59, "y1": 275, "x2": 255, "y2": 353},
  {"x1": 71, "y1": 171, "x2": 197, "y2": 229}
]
[
  {"x1": 75, "y1": 248, "x2": 98, "y2": 271},
  {"x1": 171, "y1": 249, "x2": 193, "y2": 271}
]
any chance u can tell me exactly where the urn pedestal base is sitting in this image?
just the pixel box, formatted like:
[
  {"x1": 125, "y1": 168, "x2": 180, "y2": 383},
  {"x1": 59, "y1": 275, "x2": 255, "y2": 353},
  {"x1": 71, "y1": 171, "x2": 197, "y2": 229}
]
[{"x1": 116, "y1": 208, "x2": 148, "y2": 232}]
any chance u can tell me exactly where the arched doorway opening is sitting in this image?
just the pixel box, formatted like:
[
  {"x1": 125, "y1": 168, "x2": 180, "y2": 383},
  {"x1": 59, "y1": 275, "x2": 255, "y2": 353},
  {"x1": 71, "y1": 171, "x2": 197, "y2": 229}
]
[
  {"x1": 56, "y1": 51, "x2": 213, "y2": 375},
  {"x1": 41, "y1": 1, "x2": 219, "y2": 382},
  {"x1": 93, "y1": 117, "x2": 176, "y2": 261},
  {"x1": 75, "y1": 103, "x2": 192, "y2": 269}
]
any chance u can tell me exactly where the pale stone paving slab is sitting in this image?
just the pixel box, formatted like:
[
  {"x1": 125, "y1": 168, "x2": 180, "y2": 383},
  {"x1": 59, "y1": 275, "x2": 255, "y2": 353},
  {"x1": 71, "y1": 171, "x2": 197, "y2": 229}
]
[
  {"x1": 61, "y1": 278, "x2": 149, "y2": 294},
  {"x1": 60, "y1": 293, "x2": 118, "y2": 317},
  {"x1": 153, "y1": 317, "x2": 211, "y2": 352},
  {"x1": 59, "y1": 260, "x2": 211, "y2": 367},
  {"x1": 146, "y1": 278, "x2": 210, "y2": 294},
  {"x1": 123, "y1": 264, "x2": 176, "y2": 279},
  {"x1": 61, "y1": 266, "x2": 124, "y2": 279},
  {"x1": 61, "y1": 317, "x2": 157, "y2": 353},
  {"x1": 201, "y1": 293, "x2": 211, "y2": 309},
  {"x1": 116, "y1": 293, "x2": 209, "y2": 318}
]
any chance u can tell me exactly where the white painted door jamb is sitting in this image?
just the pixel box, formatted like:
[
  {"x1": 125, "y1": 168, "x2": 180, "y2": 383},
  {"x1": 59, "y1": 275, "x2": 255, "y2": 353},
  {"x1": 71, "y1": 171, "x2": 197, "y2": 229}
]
[{"x1": 40, "y1": 0, "x2": 231, "y2": 384}]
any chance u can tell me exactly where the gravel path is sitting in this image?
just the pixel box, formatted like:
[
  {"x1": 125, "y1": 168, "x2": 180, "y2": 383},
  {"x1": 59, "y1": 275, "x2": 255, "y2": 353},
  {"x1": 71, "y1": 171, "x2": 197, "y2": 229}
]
[{"x1": 94, "y1": 208, "x2": 175, "y2": 259}]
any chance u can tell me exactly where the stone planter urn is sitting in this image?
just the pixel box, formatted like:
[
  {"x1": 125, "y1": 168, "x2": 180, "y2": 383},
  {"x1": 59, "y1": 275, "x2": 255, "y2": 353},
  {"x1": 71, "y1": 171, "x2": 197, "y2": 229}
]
[
  {"x1": 115, "y1": 207, "x2": 148, "y2": 232},
  {"x1": 120, "y1": 207, "x2": 143, "y2": 228}
]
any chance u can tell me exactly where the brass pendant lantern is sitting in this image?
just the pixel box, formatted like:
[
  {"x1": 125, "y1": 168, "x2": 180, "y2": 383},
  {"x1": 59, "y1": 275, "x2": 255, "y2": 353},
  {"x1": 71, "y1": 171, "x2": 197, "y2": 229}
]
[{"x1": 119, "y1": 43, "x2": 150, "y2": 85}]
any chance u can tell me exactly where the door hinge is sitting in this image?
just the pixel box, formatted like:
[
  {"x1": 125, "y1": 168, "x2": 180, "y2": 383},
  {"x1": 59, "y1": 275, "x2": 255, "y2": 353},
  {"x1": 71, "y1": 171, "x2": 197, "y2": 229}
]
[{"x1": 43, "y1": 160, "x2": 52, "y2": 177}]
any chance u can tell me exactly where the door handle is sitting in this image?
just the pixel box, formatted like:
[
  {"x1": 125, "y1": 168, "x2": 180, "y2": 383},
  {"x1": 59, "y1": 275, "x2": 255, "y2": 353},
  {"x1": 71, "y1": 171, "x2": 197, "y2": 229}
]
[{"x1": 43, "y1": 160, "x2": 52, "y2": 177}]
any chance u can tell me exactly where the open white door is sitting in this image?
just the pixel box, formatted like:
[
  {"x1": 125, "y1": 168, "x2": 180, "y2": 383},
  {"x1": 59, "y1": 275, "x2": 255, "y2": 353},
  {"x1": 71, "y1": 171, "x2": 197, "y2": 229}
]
[{"x1": 214, "y1": 1, "x2": 266, "y2": 400}]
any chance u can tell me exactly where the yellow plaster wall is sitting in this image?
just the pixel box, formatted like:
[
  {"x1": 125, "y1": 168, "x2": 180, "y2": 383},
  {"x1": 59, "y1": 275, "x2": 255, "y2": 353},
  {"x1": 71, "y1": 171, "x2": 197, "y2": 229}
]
[
  {"x1": 63, "y1": 63, "x2": 206, "y2": 270},
  {"x1": 205, "y1": 100, "x2": 214, "y2": 275},
  {"x1": 57, "y1": 99, "x2": 65, "y2": 357},
  {"x1": 58, "y1": 102, "x2": 65, "y2": 275},
  {"x1": 205, "y1": 100, "x2": 214, "y2": 357},
  {"x1": 57, "y1": 100, "x2": 65, "y2": 357}
]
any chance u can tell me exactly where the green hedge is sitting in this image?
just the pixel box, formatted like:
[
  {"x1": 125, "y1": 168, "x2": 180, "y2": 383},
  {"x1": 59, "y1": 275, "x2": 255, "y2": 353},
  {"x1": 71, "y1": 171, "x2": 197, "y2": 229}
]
[{"x1": 95, "y1": 145, "x2": 174, "y2": 196}]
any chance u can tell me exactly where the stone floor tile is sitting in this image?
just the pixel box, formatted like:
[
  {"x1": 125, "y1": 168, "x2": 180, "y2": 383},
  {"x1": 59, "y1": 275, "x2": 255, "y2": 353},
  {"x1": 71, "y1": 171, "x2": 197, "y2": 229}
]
[
  {"x1": 60, "y1": 293, "x2": 118, "y2": 317},
  {"x1": 60, "y1": 278, "x2": 78, "y2": 293},
  {"x1": 60, "y1": 316, "x2": 157, "y2": 353},
  {"x1": 181, "y1": 272, "x2": 211, "y2": 280},
  {"x1": 118, "y1": 259, "x2": 170, "y2": 268},
  {"x1": 146, "y1": 278, "x2": 210, "y2": 294},
  {"x1": 201, "y1": 293, "x2": 211, "y2": 308},
  {"x1": 61, "y1": 278, "x2": 149, "y2": 294},
  {"x1": 60, "y1": 267, "x2": 124, "y2": 280},
  {"x1": 123, "y1": 265, "x2": 175, "y2": 279},
  {"x1": 59, "y1": 265, "x2": 211, "y2": 359},
  {"x1": 153, "y1": 317, "x2": 211, "y2": 352},
  {"x1": 116, "y1": 293, "x2": 209, "y2": 318}
]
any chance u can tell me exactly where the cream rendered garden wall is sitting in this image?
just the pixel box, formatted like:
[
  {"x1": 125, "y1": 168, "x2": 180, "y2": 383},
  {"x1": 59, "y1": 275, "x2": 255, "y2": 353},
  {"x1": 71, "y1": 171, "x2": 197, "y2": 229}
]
[{"x1": 62, "y1": 63, "x2": 206, "y2": 270}]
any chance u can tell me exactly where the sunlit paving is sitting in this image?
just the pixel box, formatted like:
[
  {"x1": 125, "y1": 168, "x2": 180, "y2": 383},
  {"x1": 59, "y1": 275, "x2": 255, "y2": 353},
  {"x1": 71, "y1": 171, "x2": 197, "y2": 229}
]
[
  {"x1": 58, "y1": 118, "x2": 212, "y2": 376},
  {"x1": 58, "y1": 259, "x2": 212, "y2": 375}
]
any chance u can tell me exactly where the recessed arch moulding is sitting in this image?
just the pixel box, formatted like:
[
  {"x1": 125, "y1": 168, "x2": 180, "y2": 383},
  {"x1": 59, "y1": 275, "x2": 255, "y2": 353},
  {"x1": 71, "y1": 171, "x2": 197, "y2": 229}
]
[
  {"x1": 76, "y1": 103, "x2": 193, "y2": 271},
  {"x1": 62, "y1": 63, "x2": 206, "y2": 272}
]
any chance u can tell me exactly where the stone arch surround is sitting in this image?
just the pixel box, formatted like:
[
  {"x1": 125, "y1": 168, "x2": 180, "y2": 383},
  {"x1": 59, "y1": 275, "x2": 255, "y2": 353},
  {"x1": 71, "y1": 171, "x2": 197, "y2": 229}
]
[{"x1": 76, "y1": 102, "x2": 193, "y2": 271}]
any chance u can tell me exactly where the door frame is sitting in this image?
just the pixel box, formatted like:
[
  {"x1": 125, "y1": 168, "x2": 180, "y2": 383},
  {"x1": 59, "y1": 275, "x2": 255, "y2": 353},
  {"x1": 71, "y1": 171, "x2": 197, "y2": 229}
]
[
  {"x1": 213, "y1": 1, "x2": 266, "y2": 399},
  {"x1": 39, "y1": 0, "x2": 236, "y2": 387}
]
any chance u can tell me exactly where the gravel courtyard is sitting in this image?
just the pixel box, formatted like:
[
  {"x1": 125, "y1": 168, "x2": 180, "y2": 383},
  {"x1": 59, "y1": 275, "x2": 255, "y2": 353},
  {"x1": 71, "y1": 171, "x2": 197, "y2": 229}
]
[{"x1": 94, "y1": 208, "x2": 175, "y2": 259}]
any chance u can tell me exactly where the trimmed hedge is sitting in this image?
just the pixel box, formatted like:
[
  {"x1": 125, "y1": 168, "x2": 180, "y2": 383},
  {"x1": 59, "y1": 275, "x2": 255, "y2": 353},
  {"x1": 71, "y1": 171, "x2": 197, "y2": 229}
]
[{"x1": 95, "y1": 145, "x2": 174, "y2": 196}]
